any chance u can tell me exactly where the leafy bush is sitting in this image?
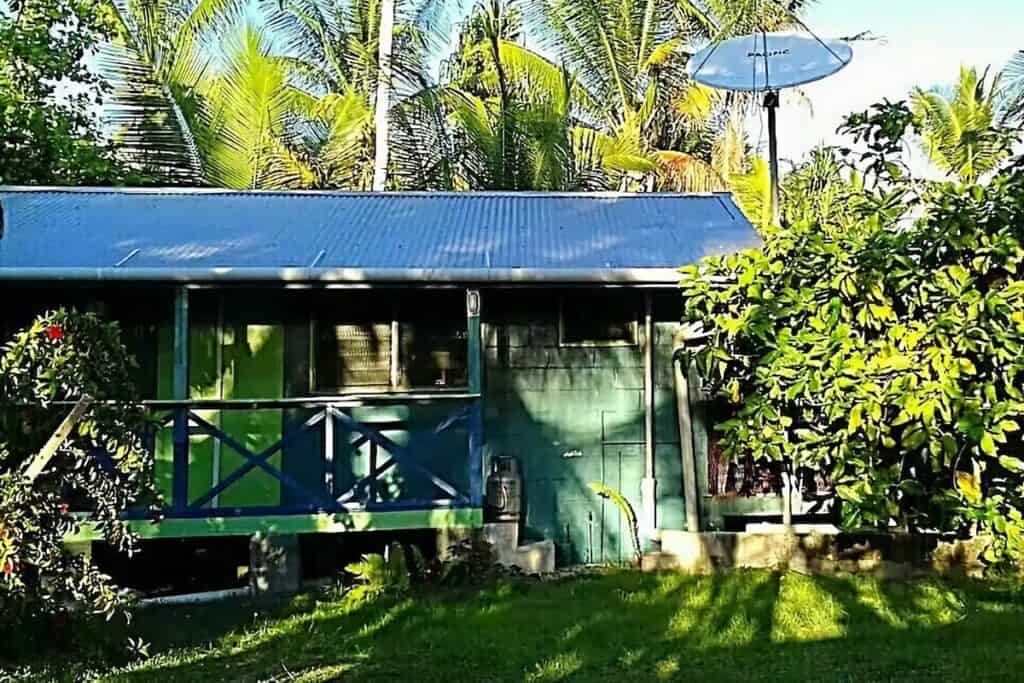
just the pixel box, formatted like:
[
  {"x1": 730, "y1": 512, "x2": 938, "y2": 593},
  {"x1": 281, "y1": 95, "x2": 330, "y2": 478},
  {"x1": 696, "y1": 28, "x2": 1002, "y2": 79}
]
[
  {"x1": 344, "y1": 542, "x2": 411, "y2": 602},
  {"x1": 0, "y1": 310, "x2": 156, "y2": 635},
  {"x1": 437, "y1": 535, "x2": 502, "y2": 586},
  {"x1": 680, "y1": 101, "x2": 1024, "y2": 565}
]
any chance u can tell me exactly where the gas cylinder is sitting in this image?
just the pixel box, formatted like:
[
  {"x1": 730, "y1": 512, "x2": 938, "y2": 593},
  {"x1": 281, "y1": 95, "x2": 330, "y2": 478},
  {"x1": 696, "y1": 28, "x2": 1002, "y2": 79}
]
[{"x1": 485, "y1": 456, "x2": 522, "y2": 522}]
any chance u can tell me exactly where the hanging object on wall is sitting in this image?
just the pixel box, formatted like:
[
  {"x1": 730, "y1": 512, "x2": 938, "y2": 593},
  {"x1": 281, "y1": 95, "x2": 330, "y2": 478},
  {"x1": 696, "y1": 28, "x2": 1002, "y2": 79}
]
[{"x1": 687, "y1": 31, "x2": 853, "y2": 224}]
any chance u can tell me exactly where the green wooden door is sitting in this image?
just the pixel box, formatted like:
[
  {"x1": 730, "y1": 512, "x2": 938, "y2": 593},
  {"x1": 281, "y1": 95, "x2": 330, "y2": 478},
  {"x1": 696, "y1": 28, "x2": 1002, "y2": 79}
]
[
  {"x1": 599, "y1": 444, "x2": 644, "y2": 564},
  {"x1": 544, "y1": 444, "x2": 643, "y2": 565}
]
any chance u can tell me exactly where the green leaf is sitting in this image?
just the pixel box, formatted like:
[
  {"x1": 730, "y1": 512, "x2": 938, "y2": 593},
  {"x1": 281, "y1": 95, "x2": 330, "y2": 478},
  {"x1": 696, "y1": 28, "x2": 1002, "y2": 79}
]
[
  {"x1": 955, "y1": 471, "x2": 982, "y2": 504},
  {"x1": 999, "y1": 456, "x2": 1024, "y2": 473},
  {"x1": 847, "y1": 404, "x2": 864, "y2": 434}
]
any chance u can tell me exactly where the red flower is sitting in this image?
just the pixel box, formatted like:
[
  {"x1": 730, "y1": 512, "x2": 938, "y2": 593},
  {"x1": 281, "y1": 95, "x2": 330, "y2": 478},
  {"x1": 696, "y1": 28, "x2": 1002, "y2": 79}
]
[
  {"x1": 46, "y1": 325, "x2": 64, "y2": 340},
  {"x1": 2, "y1": 560, "x2": 13, "y2": 576},
  {"x1": 59, "y1": 502, "x2": 69, "y2": 514}
]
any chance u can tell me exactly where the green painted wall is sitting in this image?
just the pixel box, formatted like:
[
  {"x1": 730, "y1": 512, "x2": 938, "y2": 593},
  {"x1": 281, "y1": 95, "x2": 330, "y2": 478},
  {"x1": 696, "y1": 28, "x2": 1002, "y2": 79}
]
[
  {"x1": 1, "y1": 284, "x2": 710, "y2": 548},
  {"x1": 154, "y1": 292, "x2": 285, "y2": 508},
  {"x1": 482, "y1": 291, "x2": 686, "y2": 565}
]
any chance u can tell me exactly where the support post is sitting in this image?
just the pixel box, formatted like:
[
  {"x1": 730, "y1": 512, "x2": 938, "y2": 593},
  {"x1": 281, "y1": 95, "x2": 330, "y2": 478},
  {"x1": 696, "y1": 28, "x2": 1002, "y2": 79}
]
[
  {"x1": 672, "y1": 328, "x2": 700, "y2": 533},
  {"x1": 467, "y1": 289, "x2": 484, "y2": 507},
  {"x1": 641, "y1": 293, "x2": 657, "y2": 539},
  {"x1": 781, "y1": 462, "x2": 794, "y2": 530},
  {"x1": 172, "y1": 287, "x2": 189, "y2": 512},
  {"x1": 249, "y1": 533, "x2": 301, "y2": 596},
  {"x1": 324, "y1": 407, "x2": 335, "y2": 497},
  {"x1": 765, "y1": 89, "x2": 781, "y2": 227}
]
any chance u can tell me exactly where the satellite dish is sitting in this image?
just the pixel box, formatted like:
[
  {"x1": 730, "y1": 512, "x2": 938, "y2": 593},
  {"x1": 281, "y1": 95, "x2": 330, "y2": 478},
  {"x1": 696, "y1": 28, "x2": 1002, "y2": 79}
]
[
  {"x1": 687, "y1": 31, "x2": 853, "y2": 225},
  {"x1": 687, "y1": 32, "x2": 853, "y2": 92}
]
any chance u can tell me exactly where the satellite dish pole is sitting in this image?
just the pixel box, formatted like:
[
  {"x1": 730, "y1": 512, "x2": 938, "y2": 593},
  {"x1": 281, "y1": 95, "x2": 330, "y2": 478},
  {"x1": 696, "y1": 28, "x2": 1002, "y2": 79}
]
[
  {"x1": 765, "y1": 88, "x2": 780, "y2": 226},
  {"x1": 759, "y1": 25, "x2": 782, "y2": 227}
]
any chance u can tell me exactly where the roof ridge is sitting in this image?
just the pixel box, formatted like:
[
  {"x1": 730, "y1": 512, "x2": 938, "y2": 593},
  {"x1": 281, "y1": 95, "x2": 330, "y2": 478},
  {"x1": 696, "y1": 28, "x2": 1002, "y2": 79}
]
[{"x1": 0, "y1": 186, "x2": 734, "y2": 200}]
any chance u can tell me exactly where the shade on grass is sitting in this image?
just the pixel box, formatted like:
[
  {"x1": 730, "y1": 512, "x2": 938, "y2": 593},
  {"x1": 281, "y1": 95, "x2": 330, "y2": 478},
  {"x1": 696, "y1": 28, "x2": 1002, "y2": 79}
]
[{"x1": 9, "y1": 570, "x2": 1024, "y2": 681}]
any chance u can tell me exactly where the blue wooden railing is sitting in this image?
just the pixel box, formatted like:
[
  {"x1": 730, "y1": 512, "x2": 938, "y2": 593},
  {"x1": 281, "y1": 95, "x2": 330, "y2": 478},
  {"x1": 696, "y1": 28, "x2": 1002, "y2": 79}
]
[{"x1": 146, "y1": 393, "x2": 484, "y2": 519}]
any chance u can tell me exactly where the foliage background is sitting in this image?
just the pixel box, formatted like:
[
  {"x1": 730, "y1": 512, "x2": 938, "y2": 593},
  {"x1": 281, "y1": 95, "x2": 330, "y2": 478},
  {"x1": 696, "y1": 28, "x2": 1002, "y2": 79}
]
[{"x1": 681, "y1": 102, "x2": 1024, "y2": 563}]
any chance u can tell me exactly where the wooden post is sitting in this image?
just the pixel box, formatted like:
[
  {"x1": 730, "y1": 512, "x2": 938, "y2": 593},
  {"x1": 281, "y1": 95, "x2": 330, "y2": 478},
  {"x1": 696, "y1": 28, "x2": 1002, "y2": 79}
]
[
  {"x1": 324, "y1": 407, "x2": 335, "y2": 498},
  {"x1": 673, "y1": 328, "x2": 700, "y2": 533},
  {"x1": 466, "y1": 289, "x2": 484, "y2": 507},
  {"x1": 23, "y1": 396, "x2": 93, "y2": 483},
  {"x1": 782, "y1": 463, "x2": 794, "y2": 531},
  {"x1": 172, "y1": 287, "x2": 190, "y2": 512},
  {"x1": 640, "y1": 293, "x2": 657, "y2": 537}
]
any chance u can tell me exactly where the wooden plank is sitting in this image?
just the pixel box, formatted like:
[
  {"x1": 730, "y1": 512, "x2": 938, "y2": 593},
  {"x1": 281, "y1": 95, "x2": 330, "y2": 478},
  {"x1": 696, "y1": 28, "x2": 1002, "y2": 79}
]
[
  {"x1": 66, "y1": 508, "x2": 485, "y2": 541},
  {"x1": 23, "y1": 396, "x2": 93, "y2": 483},
  {"x1": 329, "y1": 407, "x2": 467, "y2": 501},
  {"x1": 187, "y1": 411, "x2": 332, "y2": 508},
  {"x1": 190, "y1": 409, "x2": 327, "y2": 509}
]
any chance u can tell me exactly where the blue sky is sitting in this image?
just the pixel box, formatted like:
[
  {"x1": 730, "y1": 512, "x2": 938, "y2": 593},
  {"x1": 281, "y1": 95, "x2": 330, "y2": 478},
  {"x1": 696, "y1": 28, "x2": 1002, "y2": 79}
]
[{"x1": 774, "y1": 0, "x2": 1023, "y2": 168}]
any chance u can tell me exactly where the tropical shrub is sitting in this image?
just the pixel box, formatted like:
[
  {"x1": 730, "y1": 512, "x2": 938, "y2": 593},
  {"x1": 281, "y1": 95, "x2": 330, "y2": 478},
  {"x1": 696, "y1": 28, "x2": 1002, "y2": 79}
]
[
  {"x1": 344, "y1": 542, "x2": 411, "y2": 602},
  {"x1": 437, "y1": 535, "x2": 505, "y2": 585},
  {"x1": 0, "y1": 310, "x2": 156, "y2": 633},
  {"x1": 680, "y1": 102, "x2": 1024, "y2": 566}
]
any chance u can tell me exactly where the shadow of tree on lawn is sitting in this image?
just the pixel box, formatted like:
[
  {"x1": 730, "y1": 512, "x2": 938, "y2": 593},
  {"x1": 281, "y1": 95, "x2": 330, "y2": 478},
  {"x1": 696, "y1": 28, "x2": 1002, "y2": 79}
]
[{"x1": 95, "y1": 570, "x2": 1024, "y2": 683}]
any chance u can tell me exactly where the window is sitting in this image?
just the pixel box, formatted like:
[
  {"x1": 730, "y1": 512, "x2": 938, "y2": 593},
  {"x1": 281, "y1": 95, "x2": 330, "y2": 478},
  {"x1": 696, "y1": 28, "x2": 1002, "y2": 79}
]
[
  {"x1": 312, "y1": 292, "x2": 468, "y2": 393},
  {"x1": 559, "y1": 291, "x2": 639, "y2": 346},
  {"x1": 316, "y1": 322, "x2": 393, "y2": 390},
  {"x1": 401, "y1": 318, "x2": 468, "y2": 388}
]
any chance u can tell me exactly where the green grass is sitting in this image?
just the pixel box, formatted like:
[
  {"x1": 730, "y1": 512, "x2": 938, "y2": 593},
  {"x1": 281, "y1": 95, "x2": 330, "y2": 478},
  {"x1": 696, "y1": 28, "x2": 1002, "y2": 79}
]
[{"x1": 7, "y1": 570, "x2": 1024, "y2": 682}]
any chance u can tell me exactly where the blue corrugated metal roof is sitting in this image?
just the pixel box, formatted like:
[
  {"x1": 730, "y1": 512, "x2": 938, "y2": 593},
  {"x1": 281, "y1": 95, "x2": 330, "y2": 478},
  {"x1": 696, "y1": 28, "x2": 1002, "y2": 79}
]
[{"x1": 0, "y1": 188, "x2": 758, "y2": 284}]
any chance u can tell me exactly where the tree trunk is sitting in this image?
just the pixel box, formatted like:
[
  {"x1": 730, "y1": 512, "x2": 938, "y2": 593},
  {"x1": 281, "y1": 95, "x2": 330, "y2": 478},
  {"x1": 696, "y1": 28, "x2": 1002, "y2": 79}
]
[{"x1": 372, "y1": 0, "x2": 395, "y2": 191}]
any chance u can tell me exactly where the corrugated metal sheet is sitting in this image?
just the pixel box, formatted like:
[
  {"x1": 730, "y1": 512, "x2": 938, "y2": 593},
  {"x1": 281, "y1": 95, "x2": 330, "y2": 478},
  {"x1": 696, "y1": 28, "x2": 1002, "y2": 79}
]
[{"x1": 0, "y1": 188, "x2": 759, "y2": 283}]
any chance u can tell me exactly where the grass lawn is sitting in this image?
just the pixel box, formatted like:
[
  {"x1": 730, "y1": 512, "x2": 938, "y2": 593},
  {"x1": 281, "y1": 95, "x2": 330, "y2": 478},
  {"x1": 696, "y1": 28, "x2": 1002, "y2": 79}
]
[{"x1": 7, "y1": 569, "x2": 1024, "y2": 682}]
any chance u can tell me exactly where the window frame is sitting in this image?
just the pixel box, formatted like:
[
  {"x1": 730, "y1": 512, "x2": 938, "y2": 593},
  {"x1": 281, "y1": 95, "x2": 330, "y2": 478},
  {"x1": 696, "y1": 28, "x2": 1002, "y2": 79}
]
[
  {"x1": 309, "y1": 297, "x2": 470, "y2": 395},
  {"x1": 557, "y1": 292, "x2": 640, "y2": 348}
]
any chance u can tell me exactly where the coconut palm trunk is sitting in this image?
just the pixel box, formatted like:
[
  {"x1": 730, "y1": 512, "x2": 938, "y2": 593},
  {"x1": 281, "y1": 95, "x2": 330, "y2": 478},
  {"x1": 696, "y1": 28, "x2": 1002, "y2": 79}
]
[{"x1": 372, "y1": 0, "x2": 396, "y2": 190}]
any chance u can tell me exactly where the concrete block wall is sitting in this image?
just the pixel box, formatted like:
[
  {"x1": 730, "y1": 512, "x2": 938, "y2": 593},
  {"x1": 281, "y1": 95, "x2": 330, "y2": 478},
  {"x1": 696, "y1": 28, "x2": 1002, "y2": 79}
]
[
  {"x1": 482, "y1": 290, "x2": 687, "y2": 566},
  {"x1": 645, "y1": 530, "x2": 989, "y2": 579}
]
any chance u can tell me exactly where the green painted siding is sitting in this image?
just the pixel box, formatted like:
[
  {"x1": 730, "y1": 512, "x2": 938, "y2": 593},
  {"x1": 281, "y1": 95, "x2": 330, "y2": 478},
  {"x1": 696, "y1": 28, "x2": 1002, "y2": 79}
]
[
  {"x1": 154, "y1": 292, "x2": 286, "y2": 508},
  {"x1": 483, "y1": 291, "x2": 687, "y2": 565},
  {"x1": 2, "y1": 284, "x2": 701, "y2": 548}
]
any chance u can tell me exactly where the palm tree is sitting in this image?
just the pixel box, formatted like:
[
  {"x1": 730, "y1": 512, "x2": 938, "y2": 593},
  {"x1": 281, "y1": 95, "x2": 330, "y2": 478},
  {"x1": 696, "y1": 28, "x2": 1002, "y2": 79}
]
[
  {"x1": 101, "y1": 0, "x2": 244, "y2": 183},
  {"x1": 522, "y1": 0, "x2": 810, "y2": 190},
  {"x1": 910, "y1": 66, "x2": 1014, "y2": 184},
  {"x1": 372, "y1": 0, "x2": 396, "y2": 189},
  {"x1": 1000, "y1": 50, "x2": 1024, "y2": 127},
  {"x1": 265, "y1": 0, "x2": 452, "y2": 189},
  {"x1": 391, "y1": 0, "x2": 605, "y2": 190},
  {"x1": 200, "y1": 25, "x2": 317, "y2": 189}
]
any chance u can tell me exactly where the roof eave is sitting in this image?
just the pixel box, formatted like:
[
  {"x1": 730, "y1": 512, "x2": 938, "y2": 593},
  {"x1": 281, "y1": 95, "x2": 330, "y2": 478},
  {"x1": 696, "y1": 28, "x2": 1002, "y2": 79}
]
[{"x1": 0, "y1": 267, "x2": 684, "y2": 285}]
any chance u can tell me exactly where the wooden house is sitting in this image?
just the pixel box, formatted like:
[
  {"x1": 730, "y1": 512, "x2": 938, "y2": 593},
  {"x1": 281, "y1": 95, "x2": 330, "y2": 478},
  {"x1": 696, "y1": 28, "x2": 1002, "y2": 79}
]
[{"x1": 0, "y1": 188, "x2": 771, "y2": 567}]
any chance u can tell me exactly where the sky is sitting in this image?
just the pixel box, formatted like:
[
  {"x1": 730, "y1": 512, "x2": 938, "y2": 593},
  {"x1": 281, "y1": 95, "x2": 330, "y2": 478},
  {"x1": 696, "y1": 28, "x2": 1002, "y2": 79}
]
[{"x1": 771, "y1": 0, "x2": 1023, "y2": 169}]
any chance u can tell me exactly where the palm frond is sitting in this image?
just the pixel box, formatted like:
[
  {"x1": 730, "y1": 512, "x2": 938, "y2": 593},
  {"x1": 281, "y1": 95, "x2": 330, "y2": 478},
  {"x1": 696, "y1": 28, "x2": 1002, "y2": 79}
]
[
  {"x1": 911, "y1": 66, "x2": 1012, "y2": 183},
  {"x1": 998, "y1": 50, "x2": 1024, "y2": 126},
  {"x1": 201, "y1": 24, "x2": 310, "y2": 188},
  {"x1": 730, "y1": 156, "x2": 772, "y2": 233}
]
